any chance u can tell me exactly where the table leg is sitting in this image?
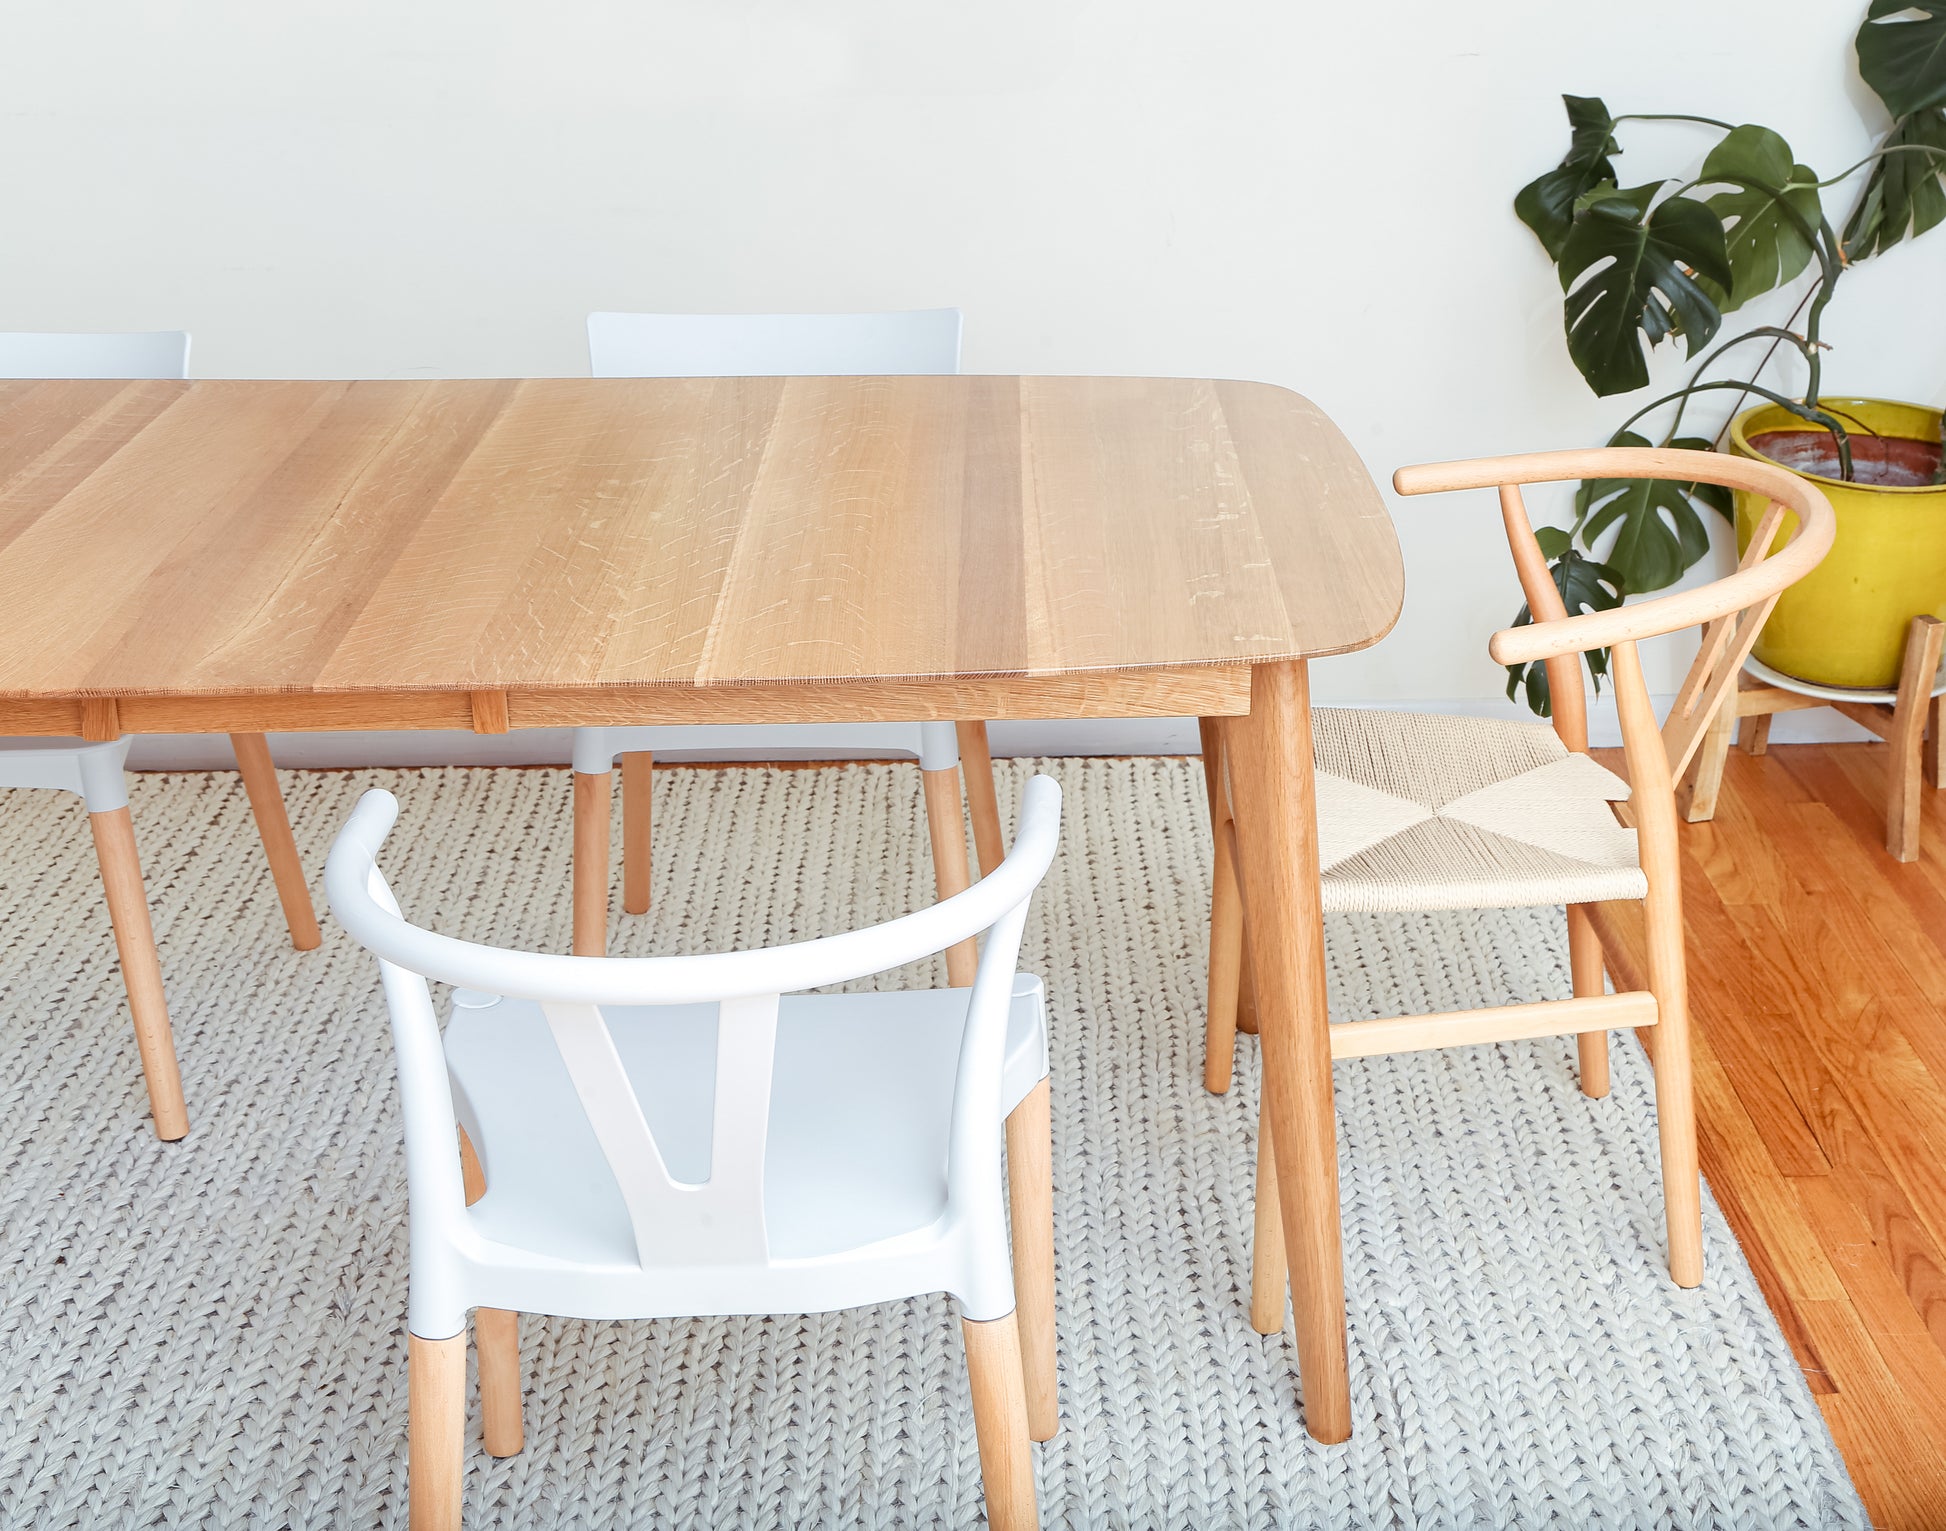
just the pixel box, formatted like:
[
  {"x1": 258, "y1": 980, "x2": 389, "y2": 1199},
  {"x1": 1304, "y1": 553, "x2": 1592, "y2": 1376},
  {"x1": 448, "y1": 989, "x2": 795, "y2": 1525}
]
[
  {"x1": 1220, "y1": 660, "x2": 1350, "y2": 1443},
  {"x1": 229, "y1": 733, "x2": 322, "y2": 951},
  {"x1": 923, "y1": 765, "x2": 979, "y2": 986},
  {"x1": 572, "y1": 769, "x2": 612, "y2": 956}
]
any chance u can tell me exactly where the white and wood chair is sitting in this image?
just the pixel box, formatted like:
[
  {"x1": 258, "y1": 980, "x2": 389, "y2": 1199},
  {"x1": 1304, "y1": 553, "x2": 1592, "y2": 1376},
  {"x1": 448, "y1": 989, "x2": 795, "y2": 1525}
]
[
  {"x1": 325, "y1": 774, "x2": 1066, "y2": 1531},
  {"x1": 1200, "y1": 447, "x2": 1834, "y2": 1325},
  {"x1": 574, "y1": 310, "x2": 1007, "y2": 957},
  {"x1": 1683, "y1": 613, "x2": 1946, "y2": 862},
  {"x1": 0, "y1": 332, "x2": 320, "y2": 1140}
]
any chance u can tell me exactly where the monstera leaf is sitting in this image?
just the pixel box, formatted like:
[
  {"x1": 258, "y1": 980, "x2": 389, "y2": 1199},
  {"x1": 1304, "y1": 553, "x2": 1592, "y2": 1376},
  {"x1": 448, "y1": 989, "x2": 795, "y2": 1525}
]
[
  {"x1": 1558, "y1": 184, "x2": 1732, "y2": 396},
  {"x1": 1857, "y1": 0, "x2": 1946, "y2": 118},
  {"x1": 1576, "y1": 433, "x2": 1732, "y2": 595},
  {"x1": 1516, "y1": 95, "x2": 1621, "y2": 259},
  {"x1": 1695, "y1": 125, "x2": 1824, "y2": 310},
  {"x1": 1844, "y1": 108, "x2": 1946, "y2": 259},
  {"x1": 1502, "y1": 538, "x2": 1625, "y2": 717}
]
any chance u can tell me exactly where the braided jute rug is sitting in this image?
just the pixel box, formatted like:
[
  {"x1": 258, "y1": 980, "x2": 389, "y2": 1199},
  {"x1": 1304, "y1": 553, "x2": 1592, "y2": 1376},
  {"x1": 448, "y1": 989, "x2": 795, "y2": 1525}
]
[{"x1": 0, "y1": 759, "x2": 1864, "y2": 1530}]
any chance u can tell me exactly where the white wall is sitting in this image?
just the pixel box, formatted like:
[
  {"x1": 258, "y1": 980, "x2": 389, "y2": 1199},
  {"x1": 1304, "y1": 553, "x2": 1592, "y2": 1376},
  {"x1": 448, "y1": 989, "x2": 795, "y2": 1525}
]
[{"x1": 2, "y1": 1, "x2": 1939, "y2": 766}]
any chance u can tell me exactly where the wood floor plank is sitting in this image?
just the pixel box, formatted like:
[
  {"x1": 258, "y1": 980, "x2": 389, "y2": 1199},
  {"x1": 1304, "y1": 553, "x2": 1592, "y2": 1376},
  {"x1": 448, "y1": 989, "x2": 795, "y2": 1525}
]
[
  {"x1": 1802, "y1": 1298, "x2": 1946, "y2": 1529},
  {"x1": 1656, "y1": 742, "x2": 1946, "y2": 1528}
]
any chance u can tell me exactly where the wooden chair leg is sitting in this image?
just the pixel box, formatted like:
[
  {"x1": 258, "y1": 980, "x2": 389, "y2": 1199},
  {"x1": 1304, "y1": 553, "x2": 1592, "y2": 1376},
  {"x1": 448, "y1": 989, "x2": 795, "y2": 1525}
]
[
  {"x1": 1236, "y1": 936, "x2": 1261, "y2": 1035},
  {"x1": 1004, "y1": 1078, "x2": 1057, "y2": 1441},
  {"x1": 571, "y1": 769, "x2": 612, "y2": 956},
  {"x1": 229, "y1": 733, "x2": 321, "y2": 951},
  {"x1": 459, "y1": 1128, "x2": 486, "y2": 1205},
  {"x1": 409, "y1": 1331, "x2": 466, "y2": 1531},
  {"x1": 1646, "y1": 918, "x2": 1701, "y2": 1286},
  {"x1": 922, "y1": 765, "x2": 978, "y2": 986},
  {"x1": 620, "y1": 751, "x2": 653, "y2": 915},
  {"x1": 1250, "y1": 1095, "x2": 1288, "y2": 1335},
  {"x1": 475, "y1": 1308, "x2": 523, "y2": 1457},
  {"x1": 961, "y1": 1312, "x2": 1038, "y2": 1531},
  {"x1": 1678, "y1": 693, "x2": 1736, "y2": 823},
  {"x1": 1929, "y1": 694, "x2": 1945, "y2": 789},
  {"x1": 957, "y1": 722, "x2": 1007, "y2": 878},
  {"x1": 1739, "y1": 713, "x2": 1773, "y2": 757},
  {"x1": 1567, "y1": 905, "x2": 1609, "y2": 1099},
  {"x1": 1205, "y1": 832, "x2": 1243, "y2": 1094},
  {"x1": 1198, "y1": 716, "x2": 1247, "y2": 1085},
  {"x1": 89, "y1": 805, "x2": 188, "y2": 1141},
  {"x1": 456, "y1": 1123, "x2": 523, "y2": 1454},
  {"x1": 1619, "y1": 642, "x2": 1703, "y2": 1289},
  {"x1": 1887, "y1": 615, "x2": 1944, "y2": 863}
]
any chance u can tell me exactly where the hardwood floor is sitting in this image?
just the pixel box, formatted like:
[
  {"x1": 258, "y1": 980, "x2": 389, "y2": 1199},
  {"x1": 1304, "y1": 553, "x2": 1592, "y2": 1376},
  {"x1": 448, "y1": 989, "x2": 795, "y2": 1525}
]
[{"x1": 1596, "y1": 741, "x2": 1946, "y2": 1528}]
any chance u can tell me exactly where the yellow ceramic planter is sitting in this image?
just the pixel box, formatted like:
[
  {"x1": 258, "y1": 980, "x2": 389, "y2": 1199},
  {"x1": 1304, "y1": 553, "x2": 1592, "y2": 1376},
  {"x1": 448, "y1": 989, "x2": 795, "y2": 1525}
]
[{"x1": 1731, "y1": 398, "x2": 1946, "y2": 689}]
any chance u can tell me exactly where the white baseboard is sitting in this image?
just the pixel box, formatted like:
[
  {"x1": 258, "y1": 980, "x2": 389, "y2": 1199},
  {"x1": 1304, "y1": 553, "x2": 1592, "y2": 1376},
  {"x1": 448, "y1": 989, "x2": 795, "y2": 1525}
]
[{"x1": 119, "y1": 700, "x2": 1869, "y2": 772}]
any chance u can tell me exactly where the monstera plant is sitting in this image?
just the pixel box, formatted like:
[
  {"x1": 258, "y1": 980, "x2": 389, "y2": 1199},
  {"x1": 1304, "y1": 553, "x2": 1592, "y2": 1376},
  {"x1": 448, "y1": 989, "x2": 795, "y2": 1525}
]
[{"x1": 1506, "y1": 0, "x2": 1946, "y2": 713}]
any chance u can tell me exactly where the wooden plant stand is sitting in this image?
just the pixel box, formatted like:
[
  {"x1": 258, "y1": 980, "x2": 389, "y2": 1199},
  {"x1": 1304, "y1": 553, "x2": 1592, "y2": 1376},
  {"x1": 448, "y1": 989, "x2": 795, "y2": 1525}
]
[{"x1": 1682, "y1": 614, "x2": 1946, "y2": 861}]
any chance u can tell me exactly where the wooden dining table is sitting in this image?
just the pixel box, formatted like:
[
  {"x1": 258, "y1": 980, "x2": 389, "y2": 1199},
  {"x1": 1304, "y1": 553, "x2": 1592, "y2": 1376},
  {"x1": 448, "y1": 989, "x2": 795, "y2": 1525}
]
[{"x1": 0, "y1": 373, "x2": 1402, "y2": 1442}]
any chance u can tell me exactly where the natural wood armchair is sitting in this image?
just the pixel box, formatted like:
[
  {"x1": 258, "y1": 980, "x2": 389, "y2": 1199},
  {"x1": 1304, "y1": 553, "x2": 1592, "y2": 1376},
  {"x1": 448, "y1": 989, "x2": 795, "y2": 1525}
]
[{"x1": 1202, "y1": 446, "x2": 1835, "y2": 1315}]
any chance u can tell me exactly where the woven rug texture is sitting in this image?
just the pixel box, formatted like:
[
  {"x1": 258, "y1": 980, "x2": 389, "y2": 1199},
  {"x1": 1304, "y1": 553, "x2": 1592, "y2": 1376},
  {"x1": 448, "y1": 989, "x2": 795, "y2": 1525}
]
[{"x1": 0, "y1": 758, "x2": 1866, "y2": 1529}]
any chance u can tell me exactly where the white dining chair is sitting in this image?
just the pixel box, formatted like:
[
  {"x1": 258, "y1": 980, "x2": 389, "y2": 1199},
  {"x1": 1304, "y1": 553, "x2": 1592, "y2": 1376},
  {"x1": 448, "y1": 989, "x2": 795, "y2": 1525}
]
[
  {"x1": 327, "y1": 774, "x2": 1065, "y2": 1531},
  {"x1": 574, "y1": 309, "x2": 1007, "y2": 960},
  {"x1": 0, "y1": 332, "x2": 320, "y2": 1140}
]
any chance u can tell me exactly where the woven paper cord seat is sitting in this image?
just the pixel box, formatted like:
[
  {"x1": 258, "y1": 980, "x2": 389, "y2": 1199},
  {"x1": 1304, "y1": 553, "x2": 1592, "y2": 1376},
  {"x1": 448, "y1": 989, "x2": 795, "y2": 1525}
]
[{"x1": 1312, "y1": 708, "x2": 1648, "y2": 913}]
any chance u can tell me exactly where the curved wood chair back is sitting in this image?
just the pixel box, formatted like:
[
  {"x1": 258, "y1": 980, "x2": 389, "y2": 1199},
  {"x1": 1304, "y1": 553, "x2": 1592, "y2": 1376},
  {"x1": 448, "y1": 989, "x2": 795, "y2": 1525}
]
[{"x1": 1392, "y1": 447, "x2": 1836, "y2": 787}]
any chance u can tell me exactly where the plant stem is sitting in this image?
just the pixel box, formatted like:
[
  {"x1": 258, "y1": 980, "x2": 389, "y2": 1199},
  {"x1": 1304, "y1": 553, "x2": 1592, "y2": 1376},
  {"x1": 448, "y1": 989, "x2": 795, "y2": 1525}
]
[
  {"x1": 1661, "y1": 325, "x2": 1817, "y2": 441},
  {"x1": 1816, "y1": 140, "x2": 1946, "y2": 188},
  {"x1": 1617, "y1": 380, "x2": 1856, "y2": 477},
  {"x1": 1615, "y1": 112, "x2": 1738, "y2": 131},
  {"x1": 1709, "y1": 289, "x2": 1819, "y2": 448}
]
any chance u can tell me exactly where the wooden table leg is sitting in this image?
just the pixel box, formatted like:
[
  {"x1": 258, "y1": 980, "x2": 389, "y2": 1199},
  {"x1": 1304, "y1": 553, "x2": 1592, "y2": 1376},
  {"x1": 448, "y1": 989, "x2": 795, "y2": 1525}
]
[
  {"x1": 957, "y1": 721, "x2": 1008, "y2": 878},
  {"x1": 229, "y1": 733, "x2": 322, "y2": 951},
  {"x1": 89, "y1": 804, "x2": 189, "y2": 1141},
  {"x1": 923, "y1": 766, "x2": 978, "y2": 986},
  {"x1": 621, "y1": 750, "x2": 653, "y2": 914},
  {"x1": 1220, "y1": 660, "x2": 1350, "y2": 1443},
  {"x1": 572, "y1": 769, "x2": 612, "y2": 956}
]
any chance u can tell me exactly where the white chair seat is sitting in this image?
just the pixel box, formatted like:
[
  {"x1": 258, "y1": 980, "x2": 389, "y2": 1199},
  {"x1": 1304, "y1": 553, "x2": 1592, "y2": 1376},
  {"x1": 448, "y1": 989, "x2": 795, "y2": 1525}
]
[
  {"x1": 446, "y1": 976, "x2": 1049, "y2": 1270},
  {"x1": 1312, "y1": 709, "x2": 1648, "y2": 912}
]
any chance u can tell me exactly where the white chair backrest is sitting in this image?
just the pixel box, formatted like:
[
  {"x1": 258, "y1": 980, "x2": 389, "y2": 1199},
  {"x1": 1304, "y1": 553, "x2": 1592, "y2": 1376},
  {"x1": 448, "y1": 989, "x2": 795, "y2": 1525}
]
[
  {"x1": 587, "y1": 309, "x2": 961, "y2": 379},
  {"x1": 328, "y1": 774, "x2": 1061, "y2": 1268},
  {"x1": 0, "y1": 331, "x2": 189, "y2": 379}
]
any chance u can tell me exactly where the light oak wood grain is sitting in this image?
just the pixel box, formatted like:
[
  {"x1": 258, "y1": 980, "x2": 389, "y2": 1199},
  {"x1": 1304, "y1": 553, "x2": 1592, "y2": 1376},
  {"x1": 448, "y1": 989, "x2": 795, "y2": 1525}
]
[
  {"x1": 0, "y1": 669, "x2": 1252, "y2": 739},
  {"x1": 1004, "y1": 1078, "x2": 1058, "y2": 1443},
  {"x1": 1220, "y1": 661, "x2": 1350, "y2": 1444},
  {"x1": 0, "y1": 377, "x2": 1402, "y2": 704},
  {"x1": 408, "y1": 1331, "x2": 465, "y2": 1531},
  {"x1": 1325, "y1": 991, "x2": 1656, "y2": 1060},
  {"x1": 228, "y1": 731, "x2": 321, "y2": 951},
  {"x1": 88, "y1": 805, "x2": 185, "y2": 1141},
  {"x1": 961, "y1": 1312, "x2": 1039, "y2": 1531}
]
